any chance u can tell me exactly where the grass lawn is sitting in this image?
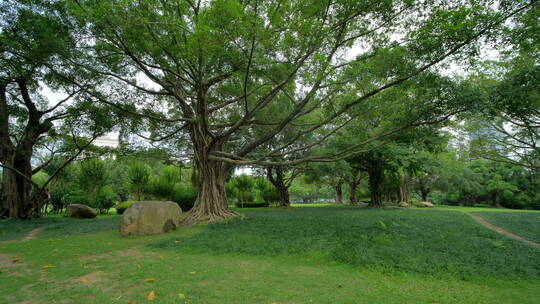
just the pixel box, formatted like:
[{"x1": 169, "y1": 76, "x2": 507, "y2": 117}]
[
  {"x1": 0, "y1": 206, "x2": 539, "y2": 303},
  {"x1": 0, "y1": 214, "x2": 120, "y2": 241},
  {"x1": 472, "y1": 211, "x2": 540, "y2": 243}
]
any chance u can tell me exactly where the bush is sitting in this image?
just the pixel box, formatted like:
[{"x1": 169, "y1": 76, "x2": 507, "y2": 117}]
[
  {"x1": 261, "y1": 185, "x2": 280, "y2": 203},
  {"x1": 473, "y1": 203, "x2": 491, "y2": 208},
  {"x1": 172, "y1": 183, "x2": 197, "y2": 211},
  {"x1": 115, "y1": 200, "x2": 136, "y2": 214},
  {"x1": 235, "y1": 201, "x2": 270, "y2": 208},
  {"x1": 148, "y1": 176, "x2": 176, "y2": 200},
  {"x1": 91, "y1": 186, "x2": 117, "y2": 213},
  {"x1": 63, "y1": 188, "x2": 89, "y2": 206},
  {"x1": 127, "y1": 162, "x2": 151, "y2": 200},
  {"x1": 77, "y1": 158, "x2": 110, "y2": 198},
  {"x1": 48, "y1": 183, "x2": 73, "y2": 213}
]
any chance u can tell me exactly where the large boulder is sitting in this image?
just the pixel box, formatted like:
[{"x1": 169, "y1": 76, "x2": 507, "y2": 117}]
[
  {"x1": 66, "y1": 204, "x2": 97, "y2": 218},
  {"x1": 416, "y1": 201, "x2": 434, "y2": 208},
  {"x1": 120, "y1": 201, "x2": 182, "y2": 236}
]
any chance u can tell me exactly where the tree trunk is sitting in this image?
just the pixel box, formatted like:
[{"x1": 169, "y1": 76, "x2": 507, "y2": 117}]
[
  {"x1": 335, "y1": 181, "x2": 343, "y2": 204},
  {"x1": 368, "y1": 169, "x2": 383, "y2": 208},
  {"x1": 348, "y1": 181, "x2": 358, "y2": 205},
  {"x1": 277, "y1": 186, "x2": 290, "y2": 207},
  {"x1": 0, "y1": 154, "x2": 40, "y2": 219},
  {"x1": 492, "y1": 193, "x2": 502, "y2": 208},
  {"x1": 267, "y1": 166, "x2": 291, "y2": 207},
  {"x1": 0, "y1": 81, "x2": 51, "y2": 219},
  {"x1": 182, "y1": 129, "x2": 237, "y2": 224},
  {"x1": 420, "y1": 189, "x2": 429, "y2": 202},
  {"x1": 183, "y1": 157, "x2": 236, "y2": 224}
]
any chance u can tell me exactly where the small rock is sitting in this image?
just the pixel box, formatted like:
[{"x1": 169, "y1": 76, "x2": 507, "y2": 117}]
[{"x1": 66, "y1": 204, "x2": 97, "y2": 218}]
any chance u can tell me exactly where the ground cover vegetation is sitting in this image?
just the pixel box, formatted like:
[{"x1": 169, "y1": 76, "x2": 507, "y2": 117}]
[{"x1": 0, "y1": 206, "x2": 539, "y2": 303}]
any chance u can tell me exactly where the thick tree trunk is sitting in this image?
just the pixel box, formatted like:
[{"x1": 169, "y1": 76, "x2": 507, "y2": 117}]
[
  {"x1": 182, "y1": 128, "x2": 237, "y2": 224},
  {"x1": 335, "y1": 181, "x2": 343, "y2": 204},
  {"x1": 420, "y1": 189, "x2": 430, "y2": 202},
  {"x1": 277, "y1": 186, "x2": 290, "y2": 207},
  {"x1": 267, "y1": 166, "x2": 291, "y2": 207},
  {"x1": 183, "y1": 157, "x2": 236, "y2": 224},
  {"x1": 397, "y1": 175, "x2": 410, "y2": 203},
  {"x1": 348, "y1": 181, "x2": 358, "y2": 205},
  {"x1": 0, "y1": 81, "x2": 51, "y2": 219},
  {"x1": 492, "y1": 193, "x2": 503, "y2": 208},
  {"x1": 397, "y1": 187, "x2": 404, "y2": 203},
  {"x1": 0, "y1": 154, "x2": 41, "y2": 219},
  {"x1": 368, "y1": 169, "x2": 383, "y2": 208}
]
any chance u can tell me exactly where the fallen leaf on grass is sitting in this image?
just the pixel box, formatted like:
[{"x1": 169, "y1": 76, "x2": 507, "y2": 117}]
[
  {"x1": 127, "y1": 300, "x2": 135, "y2": 304},
  {"x1": 41, "y1": 265, "x2": 55, "y2": 269},
  {"x1": 178, "y1": 293, "x2": 186, "y2": 299},
  {"x1": 147, "y1": 291, "x2": 156, "y2": 301},
  {"x1": 79, "y1": 277, "x2": 90, "y2": 284},
  {"x1": 145, "y1": 278, "x2": 156, "y2": 282}
]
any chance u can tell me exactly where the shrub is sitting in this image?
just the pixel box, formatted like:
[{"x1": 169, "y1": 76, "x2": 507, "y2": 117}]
[
  {"x1": 63, "y1": 188, "x2": 89, "y2": 206},
  {"x1": 261, "y1": 185, "x2": 280, "y2": 203},
  {"x1": 473, "y1": 203, "x2": 491, "y2": 208},
  {"x1": 77, "y1": 158, "x2": 110, "y2": 199},
  {"x1": 48, "y1": 183, "x2": 73, "y2": 213},
  {"x1": 127, "y1": 162, "x2": 151, "y2": 200},
  {"x1": 235, "y1": 201, "x2": 270, "y2": 208},
  {"x1": 91, "y1": 186, "x2": 117, "y2": 213},
  {"x1": 115, "y1": 200, "x2": 136, "y2": 214},
  {"x1": 149, "y1": 176, "x2": 176, "y2": 199},
  {"x1": 229, "y1": 175, "x2": 256, "y2": 202},
  {"x1": 172, "y1": 183, "x2": 197, "y2": 211}
]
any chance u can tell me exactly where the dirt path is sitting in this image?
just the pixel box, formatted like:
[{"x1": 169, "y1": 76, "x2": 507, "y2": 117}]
[
  {"x1": 20, "y1": 228, "x2": 42, "y2": 241},
  {"x1": 467, "y1": 213, "x2": 540, "y2": 249},
  {"x1": 0, "y1": 227, "x2": 42, "y2": 245}
]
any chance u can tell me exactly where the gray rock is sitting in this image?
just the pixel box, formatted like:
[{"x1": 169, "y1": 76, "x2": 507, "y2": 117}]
[
  {"x1": 398, "y1": 201, "x2": 409, "y2": 207},
  {"x1": 120, "y1": 201, "x2": 182, "y2": 236},
  {"x1": 416, "y1": 201, "x2": 434, "y2": 208},
  {"x1": 66, "y1": 204, "x2": 97, "y2": 218}
]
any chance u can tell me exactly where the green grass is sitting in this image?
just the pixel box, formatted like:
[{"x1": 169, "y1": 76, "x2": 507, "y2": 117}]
[
  {"x1": 0, "y1": 215, "x2": 120, "y2": 241},
  {"x1": 0, "y1": 206, "x2": 539, "y2": 304},
  {"x1": 155, "y1": 207, "x2": 540, "y2": 280},
  {"x1": 436, "y1": 205, "x2": 540, "y2": 213},
  {"x1": 473, "y1": 211, "x2": 540, "y2": 243}
]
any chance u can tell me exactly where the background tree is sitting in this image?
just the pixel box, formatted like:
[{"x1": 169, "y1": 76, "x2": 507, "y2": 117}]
[
  {"x1": 0, "y1": 1, "x2": 116, "y2": 218},
  {"x1": 65, "y1": 0, "x2": 532, "y2": 223},
  {"x1": 127, "y1": 162, "x2": 151, "y2": 201},
  {"x1": 266, "y1": 165, "x2": 303, "y2": 207}
]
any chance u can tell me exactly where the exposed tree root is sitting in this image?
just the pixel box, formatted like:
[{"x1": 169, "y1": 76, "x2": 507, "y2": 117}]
[{"x1": 180, "y1": 207, "x2": 240, "y2": 226}]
